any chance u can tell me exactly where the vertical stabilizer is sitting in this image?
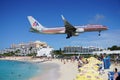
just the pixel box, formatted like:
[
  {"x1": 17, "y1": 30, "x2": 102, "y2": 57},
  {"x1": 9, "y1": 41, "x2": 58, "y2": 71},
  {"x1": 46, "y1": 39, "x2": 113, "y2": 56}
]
[{"x1": 27, "y1": 16, "x2": 45, "y2": 30}]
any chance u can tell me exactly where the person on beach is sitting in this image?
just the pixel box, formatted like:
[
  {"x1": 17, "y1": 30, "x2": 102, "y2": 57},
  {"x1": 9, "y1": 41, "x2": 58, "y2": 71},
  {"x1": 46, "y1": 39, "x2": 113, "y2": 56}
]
[
  {"x1": 78, "y1": 59, "x2": 83, "y2": 68},
  {"x1": 115, "y1": 55, "x2": 119, "y2": 65},
  {"x1": 114, "y1": 68, "x2": 119, "y2": 80},
  {"x1": 85, "y1": 59, "x2": 89, "y2": 64}
]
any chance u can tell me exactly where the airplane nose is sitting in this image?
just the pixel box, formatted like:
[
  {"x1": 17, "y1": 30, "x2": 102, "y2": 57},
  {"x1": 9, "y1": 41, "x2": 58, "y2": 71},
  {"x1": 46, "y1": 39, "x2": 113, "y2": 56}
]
[
  {"x1": 103, "y1": 26, "x2": 108, "y2": 30},
  {"x1": 106, "y1": 27, "x2": 108, "y2": 30},
  {"x1": 105, "y1": 27, "x2": 108, "y2": 30}
]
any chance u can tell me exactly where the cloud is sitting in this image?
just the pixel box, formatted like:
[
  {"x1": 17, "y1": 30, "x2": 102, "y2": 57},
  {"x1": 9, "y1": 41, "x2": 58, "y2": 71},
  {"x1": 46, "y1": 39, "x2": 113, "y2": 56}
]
[
  {"x1": 95, "y1": 14, "x2": 104, "y2": 20},
  {"x1": 89, "y1": 14, "x2": 105, "y2": 24}
]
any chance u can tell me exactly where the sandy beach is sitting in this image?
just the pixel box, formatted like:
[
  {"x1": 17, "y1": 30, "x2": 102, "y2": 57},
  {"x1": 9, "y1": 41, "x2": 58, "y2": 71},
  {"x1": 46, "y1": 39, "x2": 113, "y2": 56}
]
[
  {"x1": 0, "y1": 56, "x2": 120, "y2": 80},
  {"x1": 30, "y1": 59, "x2": 78, "y2": 80}
]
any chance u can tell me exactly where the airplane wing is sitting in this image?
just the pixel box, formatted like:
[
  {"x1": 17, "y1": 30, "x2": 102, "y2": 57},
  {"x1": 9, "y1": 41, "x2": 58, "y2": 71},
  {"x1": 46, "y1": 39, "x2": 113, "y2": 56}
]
[{"x1": 61, "y1": 15, "x2": 76, "y2": 39}]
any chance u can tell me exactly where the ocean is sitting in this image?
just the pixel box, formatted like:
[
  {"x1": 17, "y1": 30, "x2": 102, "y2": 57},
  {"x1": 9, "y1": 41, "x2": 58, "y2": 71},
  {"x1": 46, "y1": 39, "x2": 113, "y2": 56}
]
[{"x1": 0, "y1": 60, "x2": 43, "y2": 80}]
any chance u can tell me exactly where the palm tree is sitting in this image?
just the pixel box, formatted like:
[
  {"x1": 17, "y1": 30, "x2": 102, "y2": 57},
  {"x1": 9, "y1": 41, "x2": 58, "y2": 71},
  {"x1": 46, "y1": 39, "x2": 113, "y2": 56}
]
[
  {"x1": 15, "y1": 49, "x2": 20, "y2": 55},
  {"x1": 29, "y1": 47, "x2": 33, "y2": 54}
]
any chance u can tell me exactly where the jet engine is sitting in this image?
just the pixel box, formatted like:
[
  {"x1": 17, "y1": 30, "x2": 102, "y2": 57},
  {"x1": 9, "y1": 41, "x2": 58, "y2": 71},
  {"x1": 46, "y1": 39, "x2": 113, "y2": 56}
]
[
  {"x1": 76, "y1": 28, "x2": 84, "y2": 33},
  {"x1": 73, "y1": 33, "x2": 79, "y2": 36}
]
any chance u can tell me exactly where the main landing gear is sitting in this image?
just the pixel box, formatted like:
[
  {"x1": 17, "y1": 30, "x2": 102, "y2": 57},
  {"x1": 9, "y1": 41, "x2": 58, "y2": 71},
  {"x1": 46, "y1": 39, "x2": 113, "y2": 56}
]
[
  {"x1": 66, "y1": 33, "x2": 72, "y2": 39},
  {"x1": 98, "y1": 31, "x2": 101, "y2": 36}
]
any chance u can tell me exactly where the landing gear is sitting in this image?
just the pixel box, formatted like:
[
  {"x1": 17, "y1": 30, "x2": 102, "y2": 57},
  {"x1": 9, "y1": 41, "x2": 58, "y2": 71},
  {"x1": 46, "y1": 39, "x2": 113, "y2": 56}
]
[
  {"x1": 66, "y1": 33, "x2": 72, "y2": 39},
  {"x1": 66, "y1": 36, "x2": 70, "y2": 39},
  {"x1": 98, "y1": 31, "x2": 101, "y2": 36}
]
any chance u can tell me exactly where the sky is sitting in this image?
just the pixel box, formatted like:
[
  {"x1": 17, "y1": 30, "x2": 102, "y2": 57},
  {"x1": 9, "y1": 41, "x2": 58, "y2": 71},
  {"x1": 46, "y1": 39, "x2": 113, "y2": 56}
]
[{"x1": 0, "y1": 0, "x2": 120, "y2": 50}]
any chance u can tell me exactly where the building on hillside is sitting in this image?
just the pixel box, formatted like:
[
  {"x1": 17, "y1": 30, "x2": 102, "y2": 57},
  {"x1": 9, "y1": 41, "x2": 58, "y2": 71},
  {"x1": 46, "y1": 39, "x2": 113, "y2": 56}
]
[
  {"x1": 0, "y1": 40, "x2": 53, "y2": 56},
  {"x1": 11, "y1": 41, "x2": 47, "y2": 49}
]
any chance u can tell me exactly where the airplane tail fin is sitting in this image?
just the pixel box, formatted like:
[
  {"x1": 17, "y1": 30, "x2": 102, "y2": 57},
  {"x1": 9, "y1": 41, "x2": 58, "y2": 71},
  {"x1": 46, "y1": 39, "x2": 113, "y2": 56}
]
[{"x1": 27, "y1": 16, "x2": 45, "y2": 30}]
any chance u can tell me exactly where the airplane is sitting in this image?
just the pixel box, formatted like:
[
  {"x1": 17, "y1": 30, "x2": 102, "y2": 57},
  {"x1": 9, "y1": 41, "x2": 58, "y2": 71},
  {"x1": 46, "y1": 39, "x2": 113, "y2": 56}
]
[{"x1": 27, "y1": 15, "x2": 108, "y2": 39}]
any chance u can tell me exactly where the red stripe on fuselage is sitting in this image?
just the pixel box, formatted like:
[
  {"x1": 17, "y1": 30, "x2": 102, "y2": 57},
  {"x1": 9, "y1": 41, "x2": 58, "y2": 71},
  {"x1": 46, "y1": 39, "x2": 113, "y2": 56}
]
[
  {"x1": 42, "y1": 28, "x2": 65, "y2": 33},
  {"x1": 84, "y1": 26, "x2": 107, "y2": 32}
]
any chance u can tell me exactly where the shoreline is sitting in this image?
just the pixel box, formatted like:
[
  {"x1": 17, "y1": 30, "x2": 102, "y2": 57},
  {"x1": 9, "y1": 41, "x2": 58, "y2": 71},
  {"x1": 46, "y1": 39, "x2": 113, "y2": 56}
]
[{"x1": 30, "y1": 62, "x2": 60, "y2": 80}]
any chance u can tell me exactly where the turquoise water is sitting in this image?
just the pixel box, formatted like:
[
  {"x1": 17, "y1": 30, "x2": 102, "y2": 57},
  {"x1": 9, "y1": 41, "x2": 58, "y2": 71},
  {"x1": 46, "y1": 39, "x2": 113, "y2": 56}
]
[{"x1": 0, "y1": 60, "x2": 42, "y2": 80}]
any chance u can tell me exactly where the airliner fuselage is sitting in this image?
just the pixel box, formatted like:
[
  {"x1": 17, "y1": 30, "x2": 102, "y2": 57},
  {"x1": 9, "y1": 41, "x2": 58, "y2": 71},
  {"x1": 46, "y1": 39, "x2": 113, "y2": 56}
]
[{"x1": 28, "y1": 16, "x2": 108, "y2": 39}]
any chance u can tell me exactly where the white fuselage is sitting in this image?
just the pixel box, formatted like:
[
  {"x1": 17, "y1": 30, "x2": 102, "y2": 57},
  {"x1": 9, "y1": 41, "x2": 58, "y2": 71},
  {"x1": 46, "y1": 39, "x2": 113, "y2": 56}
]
[{"x1": 37, "y1": 24, "x2": 107, "y2": 35}]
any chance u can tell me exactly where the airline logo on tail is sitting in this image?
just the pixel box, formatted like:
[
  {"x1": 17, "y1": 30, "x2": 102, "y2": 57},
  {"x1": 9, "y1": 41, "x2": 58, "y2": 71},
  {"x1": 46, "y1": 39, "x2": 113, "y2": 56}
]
[{"x1": 33, "y1": 21, "x2": 39, "y2": 27}]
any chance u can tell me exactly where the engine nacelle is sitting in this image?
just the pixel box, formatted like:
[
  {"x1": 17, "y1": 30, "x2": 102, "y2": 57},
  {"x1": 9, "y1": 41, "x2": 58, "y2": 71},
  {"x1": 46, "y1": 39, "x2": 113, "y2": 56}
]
[
  {"x1": 73, "y1": 33, "x2": 79, "y2": 36},
  {"x1": 76, "y1": 28, "x2": 84, "y2": 33}
]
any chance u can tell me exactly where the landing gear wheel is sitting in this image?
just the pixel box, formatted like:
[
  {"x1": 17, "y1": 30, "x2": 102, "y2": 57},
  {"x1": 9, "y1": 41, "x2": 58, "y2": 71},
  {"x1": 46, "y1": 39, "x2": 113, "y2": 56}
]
[
  {"x1": 99, "y1": 33, "x2": 101, "y2": 36},
  {"x1": 98, "y1": 31, "x2": 101, "y2": 36}
]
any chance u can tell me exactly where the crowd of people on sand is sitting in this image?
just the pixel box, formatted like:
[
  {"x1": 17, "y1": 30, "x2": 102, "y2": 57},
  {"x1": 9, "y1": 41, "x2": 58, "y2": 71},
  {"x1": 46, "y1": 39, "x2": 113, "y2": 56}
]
[
  {"x1": 111, "y1": 55, "x2": 120, "y2": 80},
  {"x1": 58, "y1": 54, "x2": 120, "y2": 80},
  {"x1": 114, "y1": 55, "x2": 119, "y2": 66},
  {"x1": 96, "y1": 54, "x2": 120, "y2": 80}
]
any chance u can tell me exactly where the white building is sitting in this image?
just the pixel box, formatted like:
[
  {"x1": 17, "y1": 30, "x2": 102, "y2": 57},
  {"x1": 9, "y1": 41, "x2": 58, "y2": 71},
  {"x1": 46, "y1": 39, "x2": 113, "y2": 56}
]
[
  {"x1": 63, "y1": 46, "x2": 101, "y2": 54},
  {"x1": 36, "y1": 47, "x2": 54, "y2": 57},
  {"x1": 11, "y1": 40, "x2": 47, "y2": 49},
  {"x1": 92, "y1": 50, "x2": 120, "y2": 55},
  {"x1": 0, "y1": 40, "x2": 53, "y2": 56}
]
